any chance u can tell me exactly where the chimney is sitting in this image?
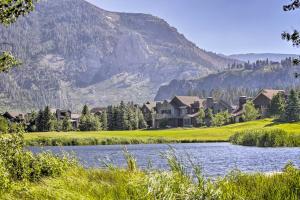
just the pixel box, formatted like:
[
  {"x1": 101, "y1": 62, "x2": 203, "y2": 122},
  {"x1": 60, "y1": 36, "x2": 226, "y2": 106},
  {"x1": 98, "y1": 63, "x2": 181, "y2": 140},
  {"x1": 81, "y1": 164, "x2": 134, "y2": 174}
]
[
  {"x1": 206, "y1": 97, "x2": 214, "y2": 109},
  {"x1": 239, "y1": 96, "x2": 247, "y2": 108}
]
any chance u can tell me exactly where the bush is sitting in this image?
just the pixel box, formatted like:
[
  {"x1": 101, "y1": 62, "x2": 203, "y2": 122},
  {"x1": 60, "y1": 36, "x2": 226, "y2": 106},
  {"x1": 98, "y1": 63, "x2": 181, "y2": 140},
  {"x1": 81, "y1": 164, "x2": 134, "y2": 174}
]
[
  {"x1": 0, "y1": 132, "x2": 77, "y2": 191},
  {"x1": 229, "y1": 128, "x2": 300, "y2": 147}
]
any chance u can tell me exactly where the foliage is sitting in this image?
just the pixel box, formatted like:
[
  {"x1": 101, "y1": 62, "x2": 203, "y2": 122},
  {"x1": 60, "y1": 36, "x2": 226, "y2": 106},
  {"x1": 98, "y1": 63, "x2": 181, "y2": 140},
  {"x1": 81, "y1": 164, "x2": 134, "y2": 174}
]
[
  {"x1": 0, "y1": 116, "x2": 9, "y2": 134},
  {"x1": 79, "y1": 114, "x2": 101, "y2": 131},
  {"x1": 0, "y1": 0, "x2": 37, "y2": 73},
  {"x1": 0, "y1": 51, "x2": 20, "y2": 72},
  {"x1": 269, "y1": 92, "x2": 286, "y2": 118},
  {"x1": 100, "y1": 110, "x2": 108, "y2": 130},
  {"x1": 0, "y1": 0, "x2": 37, "y2": 25},
  {"x1": 107, "y1": 102, "x2": 147, "y2": 130},
  {"x1": 197, "y1": 108, "x2": 205, "y2": 127},
  {"x1": 62, "y1": 117, "x2": 72, "y2": 132},
  {"x1": 243, "y1": 101, "x2": 259, "y2": 121},
  {"x1": 230, "y1": 128, "x2": 300, "y2": 147},
  {"x1": 212, "y1": 111, "x2": 231, "y2": 127},
  {"x1": 0, "y1": 131, "x2": 76, "y2": 194},
  {"x1": 205, "y1": 108, "x2": 213, "y2": 127},
  {"x1": 282, "y1": 0, "x2": 300, "y2": 65},
  {"x1": 3, "y1": 148, "x2": 300, "y2": 200},
  {"x1": 284, "y1": 89, "x2": 300, "y2": 122},
  {"x1": 81, "y1": 105, "x2": 90, "y2": 116},
  {"x1": 35, "y1": 106, "x2": 55, "y2": 132}
]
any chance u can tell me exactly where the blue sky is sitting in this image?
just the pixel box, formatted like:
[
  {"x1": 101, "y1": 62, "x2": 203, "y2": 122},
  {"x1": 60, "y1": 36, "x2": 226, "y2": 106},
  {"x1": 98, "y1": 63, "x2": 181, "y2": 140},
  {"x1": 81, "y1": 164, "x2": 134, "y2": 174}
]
[{"x1": 86, "y1": 0, "x2": 300, "y2": 55}]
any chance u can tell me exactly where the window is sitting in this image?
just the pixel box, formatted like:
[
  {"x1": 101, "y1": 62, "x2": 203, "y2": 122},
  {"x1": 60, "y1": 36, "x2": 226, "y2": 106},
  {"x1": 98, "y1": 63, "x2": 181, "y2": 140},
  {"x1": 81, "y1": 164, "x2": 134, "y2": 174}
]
[{"x1": 161, "y1": 110, "x2": 171, "y2": 114}]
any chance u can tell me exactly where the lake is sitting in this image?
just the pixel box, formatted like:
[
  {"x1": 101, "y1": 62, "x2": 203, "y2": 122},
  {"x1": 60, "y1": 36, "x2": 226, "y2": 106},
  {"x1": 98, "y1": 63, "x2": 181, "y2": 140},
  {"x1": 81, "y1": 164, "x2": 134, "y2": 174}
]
[{"x1": 29, "y1": 143, "x2": 300, "y2": 177}]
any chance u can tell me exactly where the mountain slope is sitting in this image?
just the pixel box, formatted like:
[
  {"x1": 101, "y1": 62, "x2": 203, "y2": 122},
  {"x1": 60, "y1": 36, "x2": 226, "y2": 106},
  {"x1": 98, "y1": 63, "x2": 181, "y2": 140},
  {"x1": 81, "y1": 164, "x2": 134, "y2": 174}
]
[
  {"x1": 155, "y1": 61, "x2": 300, "y2": 103},
  {"x1": 0, "y1": 0, "x2": 234, "y2": 111},
  {"x1": 229, "y1": 53, "x2": 299, "y2": 62}
]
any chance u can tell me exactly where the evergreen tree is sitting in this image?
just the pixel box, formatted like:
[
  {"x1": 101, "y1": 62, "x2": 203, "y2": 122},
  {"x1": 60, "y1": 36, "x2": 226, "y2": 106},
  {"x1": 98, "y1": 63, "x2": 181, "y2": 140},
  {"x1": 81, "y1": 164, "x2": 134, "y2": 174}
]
[
  {"x1": 205, "y1": 109, "x2": 213, "y2": 127},
  {"x1": 100, "y1": 111, "x2": 108, "y2": 131},
  {"x1": 62, "y1": 117, "x2": 72, "y2": 132},
  {"x1": 284, "y1": 90, "x2": 300, "y2": 122},
  {"x1": 137, "y1": 108, "x2": 147, "y2": 129},
  {"x1": 243, "y1": 101, "x2": 259, "y2": 121},
  {"x1": 269, "y1": 93, "x2": 286, "y2": 118},
  {"x1": 79, "y1": 115, "x2": 101, "y2": 131},
  {"x1": 35, "y1": 109, "x2": 44, "y2": 132},
  {"x1": 198, "y1": 108, "x2": 205, "y2": 127},
  {"x1": 106, "y1": 106, "x2": 114, "y2": 130},
  {"x1": 82, "y1": 105, "x2": 90, "y2": 116},
  {"x1": 43, "y1": 106, "x2": 52, "y2": 131}
]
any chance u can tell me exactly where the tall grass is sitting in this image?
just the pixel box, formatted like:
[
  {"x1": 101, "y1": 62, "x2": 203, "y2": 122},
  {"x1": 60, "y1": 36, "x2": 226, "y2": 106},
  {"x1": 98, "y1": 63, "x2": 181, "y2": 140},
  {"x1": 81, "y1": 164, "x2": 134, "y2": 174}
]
[
  {"x1": 230, "y1": 128, "x2": 300, "y2": 147},
  {"x1": 0, "y1": 132, "x2": 76, "y2": 195},
  {"x1": 3, "y1": 146, "x2": 300, "y2": 200}
]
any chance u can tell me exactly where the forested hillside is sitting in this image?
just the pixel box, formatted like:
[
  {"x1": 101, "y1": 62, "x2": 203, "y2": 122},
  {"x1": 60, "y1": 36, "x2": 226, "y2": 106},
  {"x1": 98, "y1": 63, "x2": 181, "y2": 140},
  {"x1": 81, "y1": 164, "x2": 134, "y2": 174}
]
[{"x1": 155, "y1": 58, "x2": 300, "y2": 104}]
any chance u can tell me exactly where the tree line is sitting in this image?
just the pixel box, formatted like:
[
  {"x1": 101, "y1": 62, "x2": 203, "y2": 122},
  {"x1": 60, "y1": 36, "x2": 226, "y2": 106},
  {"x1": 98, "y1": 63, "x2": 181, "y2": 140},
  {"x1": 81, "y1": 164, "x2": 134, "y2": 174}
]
[
  {"x1": 0, "y1": 101, "x2": 147, "y2": 133},
  {"x1": 269, "y1": 89, "x2": 300, "y2": 122}
]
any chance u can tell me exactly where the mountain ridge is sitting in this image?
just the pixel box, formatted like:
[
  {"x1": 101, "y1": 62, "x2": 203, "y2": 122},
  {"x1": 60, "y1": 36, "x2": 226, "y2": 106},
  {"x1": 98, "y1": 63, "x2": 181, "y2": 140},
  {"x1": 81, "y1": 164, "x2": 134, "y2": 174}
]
[{"x1": 0, "y1": 0, "x2": 235, "y2": 111}]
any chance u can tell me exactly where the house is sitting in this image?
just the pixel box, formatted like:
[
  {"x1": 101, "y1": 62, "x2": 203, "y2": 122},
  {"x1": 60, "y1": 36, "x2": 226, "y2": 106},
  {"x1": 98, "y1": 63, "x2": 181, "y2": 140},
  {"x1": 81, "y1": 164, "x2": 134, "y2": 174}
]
[
  {"x1": 2, "y1": 112, "x2": 25, "y2": 123},
  {"x1": 91, "y1": 107, "x2": 106, "y2": 116},
  {"x1": 154, "y1": 96, "x2": 206, "y2": 128},
  {"x1": 205, "y1": 97, "x2": 235, "y2": 114},
  {"x1": 56, "y1": 109, "x2": 71, "y2": 120},
  {"x1": 141, "y1": 101, "x2": 157, "y2": 128},
  {"x1": 70, "y1": 113, "x2": 81, "y2": 129},
  {"x1": 253, "y1": 89, "x2": 285, "y2": 117}
]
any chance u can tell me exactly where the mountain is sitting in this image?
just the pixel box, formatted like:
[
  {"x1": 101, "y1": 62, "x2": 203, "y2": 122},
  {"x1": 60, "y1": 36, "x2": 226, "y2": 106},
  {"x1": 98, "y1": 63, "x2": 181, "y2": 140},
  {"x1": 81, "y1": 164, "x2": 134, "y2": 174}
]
[
  {"x1": 229, "y1": 53, "x2": 299, "y2": 63},
  {"x1": 0, "y1": 0, "x2": 235, "y2": 111},
  {"x1": 155, "y1": 59, "x2": 300, "y2": 104}
]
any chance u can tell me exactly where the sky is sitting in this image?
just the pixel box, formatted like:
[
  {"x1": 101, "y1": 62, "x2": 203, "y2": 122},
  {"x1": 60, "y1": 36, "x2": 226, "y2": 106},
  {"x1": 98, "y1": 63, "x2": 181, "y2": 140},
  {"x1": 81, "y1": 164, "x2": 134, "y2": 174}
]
[{"x1": 86, "y1": 0, "x2": 300, "y2": 55}]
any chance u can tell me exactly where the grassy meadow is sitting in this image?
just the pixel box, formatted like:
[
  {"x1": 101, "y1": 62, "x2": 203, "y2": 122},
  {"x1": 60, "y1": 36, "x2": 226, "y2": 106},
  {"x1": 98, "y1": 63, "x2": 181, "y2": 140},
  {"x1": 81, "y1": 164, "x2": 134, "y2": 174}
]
[
  {"x1": 4, "y1": 153, "x2": 300, "y2": 200},
  {"x1": 24, "y1": 119, "x2": 300, "y2": 146}
]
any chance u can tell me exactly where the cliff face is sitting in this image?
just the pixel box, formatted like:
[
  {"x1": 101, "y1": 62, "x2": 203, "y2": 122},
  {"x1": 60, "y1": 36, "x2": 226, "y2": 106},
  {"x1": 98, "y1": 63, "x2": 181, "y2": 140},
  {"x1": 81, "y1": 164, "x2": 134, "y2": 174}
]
[{"x1": 0, "y1": 0, "x2": 235, "y2": 111}]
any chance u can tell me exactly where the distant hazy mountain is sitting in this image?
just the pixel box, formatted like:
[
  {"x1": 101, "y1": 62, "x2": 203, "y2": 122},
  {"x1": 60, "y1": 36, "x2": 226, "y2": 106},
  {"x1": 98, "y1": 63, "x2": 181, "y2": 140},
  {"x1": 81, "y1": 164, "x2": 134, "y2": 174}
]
[
  {"x1": 229, "y1": 53, "x2": 299, "y2": 63},
  {"x1": 155, "y1": 62, "x2": 300, "y2": 103},
  {"x1": 0, "y1": 0, "x2": 235, "y2": 111}
]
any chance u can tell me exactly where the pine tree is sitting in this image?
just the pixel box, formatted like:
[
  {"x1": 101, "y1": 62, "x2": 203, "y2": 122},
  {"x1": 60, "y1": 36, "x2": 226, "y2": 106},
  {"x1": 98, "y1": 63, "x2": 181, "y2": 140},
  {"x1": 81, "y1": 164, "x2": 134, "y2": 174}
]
[
  {"x1": 198, "y1": 108, "x2": 205, "y2": 127},
  {"x1": 35, "y1": 109, "x2": 44, "y2": 132},
  {"x1": 82, "y1": 105, "x2": 90, "y2": 116},
  {"x1": 43, "y1": 106, "x2": 52, "y2": 131},
  {"x1": 284, "y1": 90, "x2": 300, "y2": 122},
  {"x1": 101, "y1": 111, "x2": 108, "y2": 131},
  {"x1": 205, "y1": 109, "x2": 213, "y2": 127},
  {"x1": 62, "y1": 117, "x2": 72, "y2": 132},
  {"x1": 106, "y1": 106, "x2": 114, "y2": 130},
  {"x1": 269, "y1": 93, "x2": 286, "y2": 118},
  {"x1": 137, "y1": 108, "x2": 147, "y2": 129}
]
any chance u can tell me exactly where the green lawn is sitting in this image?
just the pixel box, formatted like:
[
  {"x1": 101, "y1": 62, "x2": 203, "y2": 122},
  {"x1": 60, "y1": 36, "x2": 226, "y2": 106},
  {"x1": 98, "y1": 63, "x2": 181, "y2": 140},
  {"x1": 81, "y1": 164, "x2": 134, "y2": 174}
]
[{"x1": 24, "y1": 119, "x2": 300, "y2": 146}]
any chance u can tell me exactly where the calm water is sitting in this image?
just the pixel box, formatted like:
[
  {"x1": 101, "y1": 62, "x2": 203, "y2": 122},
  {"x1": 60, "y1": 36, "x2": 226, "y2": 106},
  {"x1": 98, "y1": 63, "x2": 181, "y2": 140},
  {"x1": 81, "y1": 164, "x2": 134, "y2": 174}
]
[{"x1": 29, "y1": 143, "x2": 300, "y2": 177}]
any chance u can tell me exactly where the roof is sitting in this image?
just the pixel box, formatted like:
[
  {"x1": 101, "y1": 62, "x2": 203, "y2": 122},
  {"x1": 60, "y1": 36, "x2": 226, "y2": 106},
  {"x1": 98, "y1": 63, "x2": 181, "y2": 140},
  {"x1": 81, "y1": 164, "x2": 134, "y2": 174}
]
[
  {"x1": 3, "y1": 112, "x2": 25, "y2": 118},
  {"x1": 173, "y1": 96, "x2": 205, "y2": 107},
  {"x1": 90, "y1": 107, "x2": 105, "y2": 114},
  {"x1": 254, "y1": 89, "x2": 285, "y2": 101},
  {"x1": 71, "y1": 114, "x2": 81, "y2": 119},
  {"x1": 143, "y1": 101, "x2": 156, "y2": 111}
]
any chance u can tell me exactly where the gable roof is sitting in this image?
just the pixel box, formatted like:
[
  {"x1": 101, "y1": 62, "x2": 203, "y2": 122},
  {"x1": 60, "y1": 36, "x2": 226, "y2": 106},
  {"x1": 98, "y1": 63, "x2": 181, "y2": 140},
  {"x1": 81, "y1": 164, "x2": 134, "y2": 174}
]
[
  {"x1": 143, "y1": 101, "x2": 156, "y2": 111},
  {"x1": 173, "y1": 96, "x2": 204, "y2": 107},
  {"x1": 254, "y1": 89, "x2": 285, "y2": 101}
]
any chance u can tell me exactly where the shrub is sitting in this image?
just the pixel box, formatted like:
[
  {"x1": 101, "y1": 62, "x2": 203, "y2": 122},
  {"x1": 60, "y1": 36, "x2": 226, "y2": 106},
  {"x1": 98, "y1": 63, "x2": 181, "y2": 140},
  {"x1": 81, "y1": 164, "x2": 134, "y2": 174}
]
[
  {"x1": 230, "y1": 128, "x2": 300, "y2": 147},
  {"x1": 0, "y1": 132, "x2": 77, "y2": 192}
]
